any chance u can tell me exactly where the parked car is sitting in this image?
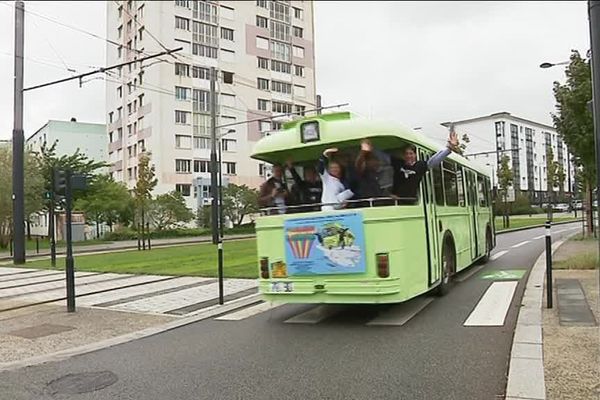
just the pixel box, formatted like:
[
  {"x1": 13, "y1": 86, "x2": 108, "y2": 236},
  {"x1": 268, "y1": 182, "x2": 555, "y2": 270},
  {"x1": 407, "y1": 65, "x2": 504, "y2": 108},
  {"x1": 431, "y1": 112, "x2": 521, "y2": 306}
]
[{"x1": 553, "y1": 203, "x2": 569, "y2": 213}]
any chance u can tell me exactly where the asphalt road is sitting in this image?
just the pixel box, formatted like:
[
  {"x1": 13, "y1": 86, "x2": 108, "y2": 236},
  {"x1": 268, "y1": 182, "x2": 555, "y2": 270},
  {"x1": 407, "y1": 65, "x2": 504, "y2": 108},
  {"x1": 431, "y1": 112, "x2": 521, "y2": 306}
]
[{"x1": 0, "y1": 223, "x2": 580, "y2": 400}]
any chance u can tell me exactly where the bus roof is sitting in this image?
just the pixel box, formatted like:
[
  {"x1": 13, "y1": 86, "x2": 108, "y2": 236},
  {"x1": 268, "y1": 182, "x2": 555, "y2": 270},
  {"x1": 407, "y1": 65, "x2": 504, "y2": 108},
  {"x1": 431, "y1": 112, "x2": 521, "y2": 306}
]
[{"x1": 251, "y1": 112, "x2": 490, "y2": 176}]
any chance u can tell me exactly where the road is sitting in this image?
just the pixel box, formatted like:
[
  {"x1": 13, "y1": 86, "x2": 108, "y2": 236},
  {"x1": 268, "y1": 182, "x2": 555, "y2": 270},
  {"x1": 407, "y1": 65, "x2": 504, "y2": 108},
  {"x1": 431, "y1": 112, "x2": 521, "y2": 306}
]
[{"x1": 0, "y1": 223, "x2": 579, "y2": 400}]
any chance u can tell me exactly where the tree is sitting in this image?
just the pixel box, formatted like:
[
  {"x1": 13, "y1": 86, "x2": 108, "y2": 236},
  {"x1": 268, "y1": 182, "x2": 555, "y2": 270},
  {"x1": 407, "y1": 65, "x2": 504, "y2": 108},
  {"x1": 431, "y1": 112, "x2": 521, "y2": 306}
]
[
  {"x1": 149, "y1": 191, "x2": 193, "y2": 230},
  {"x1": 552, "y1": 50, "x2": 594, "y2": 233},
  {"x1": 497, "y1": 154, "x2": 513, "y2": 228},
  {"x1": 545, "y1": 147, "x2": 559, "y2": 220},
  {"x1": 222, "y1": 184, "x2": 259, "y2": 227},
  {"x1": 0, "y1": 148, "x2": 46, "y2": 247},
  {"x1": 132, "y1": 152, "x2": 157, "y2": 232},
  {"x1": 35, "y1": 140, "x2": 106, "y2": 237},
  {"x1": 75, "y1": 175, "x2": 133, "y2": 238}
]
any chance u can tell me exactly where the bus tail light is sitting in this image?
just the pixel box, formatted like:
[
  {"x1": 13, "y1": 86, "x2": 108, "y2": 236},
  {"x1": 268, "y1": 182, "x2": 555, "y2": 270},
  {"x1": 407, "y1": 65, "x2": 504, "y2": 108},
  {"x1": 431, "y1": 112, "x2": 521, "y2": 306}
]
[
  {"x1": 376, "y1": 253, "x2": 389, "y2": 278},
  {"x1": 260, "y1": 257, "x2": 269, "y2": 279}
]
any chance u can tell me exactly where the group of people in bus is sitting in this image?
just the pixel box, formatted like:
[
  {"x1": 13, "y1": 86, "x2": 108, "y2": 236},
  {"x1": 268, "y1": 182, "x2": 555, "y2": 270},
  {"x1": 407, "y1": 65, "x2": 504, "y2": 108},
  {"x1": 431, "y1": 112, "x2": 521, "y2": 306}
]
[{"x1": 258, "y1": 130, "x2": 459, "y2": 213}]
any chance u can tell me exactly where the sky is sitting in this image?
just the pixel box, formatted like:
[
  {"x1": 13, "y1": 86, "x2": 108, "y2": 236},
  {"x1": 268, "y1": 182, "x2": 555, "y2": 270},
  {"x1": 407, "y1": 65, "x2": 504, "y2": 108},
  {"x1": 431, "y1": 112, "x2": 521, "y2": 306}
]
[{"x1": 0, "y1": 1, "x2": 591, "y2": 144}]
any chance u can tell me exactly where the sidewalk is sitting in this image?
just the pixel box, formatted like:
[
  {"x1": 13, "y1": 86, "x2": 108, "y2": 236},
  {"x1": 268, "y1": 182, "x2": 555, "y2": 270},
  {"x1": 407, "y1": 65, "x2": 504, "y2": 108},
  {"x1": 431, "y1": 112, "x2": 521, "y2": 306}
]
[
  {"x1": 543, "y1": 239, "x2": 600, "y2": 400},
  {"x1": 0, "y1": 233, "x2": 255, "y2": 261}
]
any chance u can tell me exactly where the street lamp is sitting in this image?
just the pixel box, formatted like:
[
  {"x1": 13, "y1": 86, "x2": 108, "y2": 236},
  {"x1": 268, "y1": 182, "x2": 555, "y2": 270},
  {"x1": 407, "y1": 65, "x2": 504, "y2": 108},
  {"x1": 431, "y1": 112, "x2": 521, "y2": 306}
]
[{"x1": 539, "y1": 61, "x2": 570, "y2": 69}]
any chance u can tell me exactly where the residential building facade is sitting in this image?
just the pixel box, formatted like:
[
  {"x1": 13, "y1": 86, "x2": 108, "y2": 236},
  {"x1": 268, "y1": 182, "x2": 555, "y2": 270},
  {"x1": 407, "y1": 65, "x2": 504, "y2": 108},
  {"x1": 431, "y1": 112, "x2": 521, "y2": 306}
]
[
  {"x1": 441, "y1": 112, "x2": 575, "y2": 203},
  {"x1": 105, "y1": 0, "x2": 317, "y2": 210}
]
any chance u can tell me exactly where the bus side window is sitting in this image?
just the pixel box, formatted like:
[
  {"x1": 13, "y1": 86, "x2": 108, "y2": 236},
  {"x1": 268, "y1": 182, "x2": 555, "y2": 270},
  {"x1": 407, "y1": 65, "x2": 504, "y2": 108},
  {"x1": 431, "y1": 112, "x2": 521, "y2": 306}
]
[
  {"x1": 442, "y1": 161, "x2": 459, "y2": 206},
  {"x1": 456, "y1": 167, "x2": 466, "y2": 207},
  {"x1": 477, "y1": 175, "x2": 487, "y2": 207},
  {"x1": 432, "y1": 164, "x2": 445, "y2": 206}
]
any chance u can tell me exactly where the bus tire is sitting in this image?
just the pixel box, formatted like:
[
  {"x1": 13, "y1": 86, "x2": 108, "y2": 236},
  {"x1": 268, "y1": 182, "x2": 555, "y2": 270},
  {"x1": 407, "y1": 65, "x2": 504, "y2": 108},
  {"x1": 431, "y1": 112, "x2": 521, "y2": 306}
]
[
  {"x1": 435, "y1": 239, "x2": 455, "y2": 297},
  {"x1": 478, "y1": 228, "x2": 493, "y2": 264}
]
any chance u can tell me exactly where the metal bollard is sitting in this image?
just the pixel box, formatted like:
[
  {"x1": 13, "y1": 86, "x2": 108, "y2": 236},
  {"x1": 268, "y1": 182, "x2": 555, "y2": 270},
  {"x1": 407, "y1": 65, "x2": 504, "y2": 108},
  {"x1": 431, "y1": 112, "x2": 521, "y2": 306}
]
[
  {"x1": 9, "y1": 239, "x2": 13, "y2": 256},
  {"x1": 36, "y1": 237, "x2": 39, "y2": 254},
  {"x1": 146, "y1": 222, "x2": 151, "y2": 250},
  {"x1": 137, "y1": 223, "x2": 141, "y2": 251},
  {"x1": 545, "y1": 221, "x2": 553, "y2": 309}
]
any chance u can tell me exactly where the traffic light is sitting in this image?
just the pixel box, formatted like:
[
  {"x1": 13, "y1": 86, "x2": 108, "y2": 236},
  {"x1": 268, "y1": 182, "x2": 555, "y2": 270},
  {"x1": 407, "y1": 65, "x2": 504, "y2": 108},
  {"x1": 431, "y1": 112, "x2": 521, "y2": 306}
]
[{"x1": 53, "y1": 168, "x2": 68, "y2": 196}]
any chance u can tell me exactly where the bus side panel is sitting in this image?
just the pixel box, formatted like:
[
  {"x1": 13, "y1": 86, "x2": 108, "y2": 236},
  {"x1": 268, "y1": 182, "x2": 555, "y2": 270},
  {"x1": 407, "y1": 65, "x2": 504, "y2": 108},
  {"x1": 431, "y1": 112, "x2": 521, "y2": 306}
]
[{"x1": 436, "y1": 208, "x2": 473, "y2": 272}]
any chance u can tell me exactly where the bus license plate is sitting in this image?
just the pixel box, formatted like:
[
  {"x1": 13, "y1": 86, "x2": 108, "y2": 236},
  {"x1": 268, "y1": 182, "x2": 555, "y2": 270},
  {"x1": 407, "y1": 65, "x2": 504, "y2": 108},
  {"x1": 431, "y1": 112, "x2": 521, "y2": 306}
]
[{"x1": 271, "y1": 282, "x2": 293, "y2": 293}]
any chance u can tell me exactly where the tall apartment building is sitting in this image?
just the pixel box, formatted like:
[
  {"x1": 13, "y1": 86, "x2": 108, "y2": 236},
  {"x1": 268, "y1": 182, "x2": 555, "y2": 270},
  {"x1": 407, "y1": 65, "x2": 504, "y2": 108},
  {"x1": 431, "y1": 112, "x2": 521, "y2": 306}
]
[
  {"x1": 106, "y1": 0, "x2": 316, "y2": 210},
  {"x1": 442, "y1": 112, "x2": 575, "y2": 203}
]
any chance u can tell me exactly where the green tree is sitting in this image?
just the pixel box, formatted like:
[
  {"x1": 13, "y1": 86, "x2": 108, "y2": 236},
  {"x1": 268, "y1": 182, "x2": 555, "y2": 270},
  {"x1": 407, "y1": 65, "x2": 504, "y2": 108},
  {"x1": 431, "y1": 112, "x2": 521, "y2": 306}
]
[
  {"x1": 0, "y1": 148, "x2": 12, "y2": 248},
  {"x1": 497, "y1": 154, "x2": 513, "y2": 228},
  {"x1": 75, "y1": 175, "x2": 133, "y2": 238},
  {"x1": 132, "y1": 152, "x2": 157, "y2": 231},
  {"x1": 545, "y1": 147, "x2": 559, "y2": 220},
  {"x1": 149, "y1": 191, "x2": 193, "y2": 230},
  {"x1": 552, "y1": 50, "x2": 594, "y2": 233},
  {"x1": 222, "y1": 184, "x2": 259, "y2": 227}
]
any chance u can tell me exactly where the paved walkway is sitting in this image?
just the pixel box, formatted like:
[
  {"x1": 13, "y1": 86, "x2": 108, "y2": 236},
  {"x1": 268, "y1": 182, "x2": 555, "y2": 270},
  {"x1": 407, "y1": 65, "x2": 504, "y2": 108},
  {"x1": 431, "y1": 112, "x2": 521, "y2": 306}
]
[
  {"x1": 0, "y1": 233, "x2": 255, "y2": 261},
  {"x1": 0, "y1": 266, "x2": 257, "y2": 316}
]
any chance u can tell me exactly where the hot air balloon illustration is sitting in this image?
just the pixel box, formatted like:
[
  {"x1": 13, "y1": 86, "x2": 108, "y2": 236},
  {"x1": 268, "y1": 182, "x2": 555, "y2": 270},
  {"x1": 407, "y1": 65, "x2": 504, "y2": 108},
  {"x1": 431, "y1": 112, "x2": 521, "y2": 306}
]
[{"x1": 286, "y1": 226, "x2": 317, "y2": 259}]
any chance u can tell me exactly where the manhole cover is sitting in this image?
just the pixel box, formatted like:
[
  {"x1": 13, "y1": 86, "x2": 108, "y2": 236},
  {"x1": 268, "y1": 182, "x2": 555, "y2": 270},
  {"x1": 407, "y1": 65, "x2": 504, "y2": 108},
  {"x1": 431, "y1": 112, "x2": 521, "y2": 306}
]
[
  {"x1": 46, "y1": 371, "x2": 118, "y2": 395},
  {"x1": 8, "y1": 324, "x2": 75, "y2": 339}
]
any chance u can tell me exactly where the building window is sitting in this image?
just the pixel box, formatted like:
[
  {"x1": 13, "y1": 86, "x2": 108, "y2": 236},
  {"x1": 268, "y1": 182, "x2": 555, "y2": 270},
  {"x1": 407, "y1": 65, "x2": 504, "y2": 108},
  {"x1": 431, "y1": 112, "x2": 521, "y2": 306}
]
[
  {"x1": 293, "y1": 26, "x2": 303, "y2": 38},
  {"x1": 270, "y1": 20, "x2": 290, "y2": 41},
  {"x1": 192, "y1": 65, "x2": 209, "y2": 79},
  {"x1": 175, "y1": 63, "x2": 190, "y2": 76},
  {"x1": 175, "y1": 110, "x2": 190, "y2": 124},
  {"x1": 272, "y1": 101, "x2": 292, "y2": 114},
  {"x1": 196, "y1": 1, "x2": 218, "y2": 24},
  {"x1": 271, "y1": 1, "x2": 290, "y2": 23},
  {"x1": 176, "y1": 184, "x2": 191, "y2": 196},
  {"x1": 294, "y1": 65, "x2": 304, "y2": 77},
  {"x1": 175, "y1": 16, "x2": 190, "y2": 31},
  {"x1": 257, "y1": 57, "x2": 269, "y2": 69},
  {"x1": 175, "y1": 0, "x2": 190, "y2": 8},
  {"x1": 271, "y1": 80, "x2": 292, "y2": 94},
  {"x1": 192, "y1": 43, "x2": 218, "y2": 58},
  {"x1": 256, "y1": 36, "x2": 269, "y2": 50},
  {"x1": 293, "y1": 45, "x2": 305, "y2": 58},
  {"x1": 127, "y1": 124, "x2": 132, "y2": 136},
  {"x1": 259, "y1": 163, "x2": 265, "y2": 176},
  {"x1": 271, "y1": 41, "x2": 291, "y2": 62},
  {"x1": 272, "y1": 121, "x2": 283, "y2": 131},
  {"x1": 222, "y1": 138, "x2": 237, "y2": 152},
  {"x1": 220, "y1": 27, "x2": 234, "y2": 41},
  {"x1": 109, "y1": 112, "x2": 114, "y2": 123},
  {"x1": 175, "y1": 135, "x2": 192, "y2": 149},
  {"x1": 257, "y1": 98, "x2": 269, "y2": 111},
  {"x1": 175, "y1": 159, "x2": 191, "y2": 173},
  {"x1": 118, "y1": 25, "x2": 122, "y2": 39},
  {"x1": 294, "y1": 85, "x2": 306, "y2": 97},
  {"x1": 193, "y1": 21, "x2": 218, "y2": 46},
  {"x1": 256, "y1": 15, "x2": 268, "y2": 28},
  {"x1": 127, "y1": 20, "x2": 132, "y2": 34},
  {"x1": 193, "y1": 136, "x2": 210, "y2": 149},
  {"x1": 138, "y1": 27, "x2": 144, "y2": 41},
  {"x1": 117, "y1": 127, "x2": 123, "y2": 140},
  {"x1": 175, "y1": 86, "x2": 190, "y2": 101},
  {"x1": 257, "y1": 78, "x2": 270, "y2": 91},
  {"x1": 118, "y1": 46, "x2": 122, "y2": 58},
  {"x1": 194, "y1": 160, "x2": 211, "y2": 173},
  {"x1": 295, "y1": 105, "x2": 306, "y2": 116},
  {"x1": 192, "y1": 89, "x2": 210, "y2": 112},
  {"x1": 138, "y1": 93, "x2": 144, "y2": 107},
  {"x1": 224, "y1": 162, "x2": 236, "y2": 175},
  {"x1": 257, "y1": 0, "x2": 268, "y2": 8},
  {"x1": 127, "y1": 103, "x2": 132, "y2": 115},
  {"x1": 118, "y1": 5, "x2": 122, "y2": 18},
  {"x1": 293, "y1": 7, "x2": 303, "y2": 20},
  {"x1": 271, "y1": 60, "x2": 291, "y2": 73},
  {"x1": 138, "y1": 5, "x2": 144, "y2": 18}
]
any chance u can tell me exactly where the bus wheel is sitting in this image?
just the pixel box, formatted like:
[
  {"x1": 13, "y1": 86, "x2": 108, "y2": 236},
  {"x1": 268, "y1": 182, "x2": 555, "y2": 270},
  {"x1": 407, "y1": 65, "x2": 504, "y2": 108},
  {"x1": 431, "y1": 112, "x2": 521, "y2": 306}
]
[{"x1": 435, "y1": 241, "x2": 455, "y2": 297}]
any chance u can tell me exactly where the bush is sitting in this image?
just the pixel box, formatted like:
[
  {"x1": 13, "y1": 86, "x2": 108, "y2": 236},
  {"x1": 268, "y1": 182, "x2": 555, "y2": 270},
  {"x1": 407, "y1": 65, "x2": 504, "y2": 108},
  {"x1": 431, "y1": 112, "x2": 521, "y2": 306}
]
[
  {"x1": 103, "y1": 226, "x2": 138, "y2": 241},
  {"x1": 102, "y1": 225, "x2": 254, "y2": 242},
  {"x1": 495, "y1": 193, "x2": 541, "y2": 215}
]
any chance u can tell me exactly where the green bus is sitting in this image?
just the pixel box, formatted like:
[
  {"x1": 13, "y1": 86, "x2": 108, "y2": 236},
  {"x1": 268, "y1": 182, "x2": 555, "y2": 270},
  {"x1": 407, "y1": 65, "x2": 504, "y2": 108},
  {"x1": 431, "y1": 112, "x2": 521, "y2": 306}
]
[{"x1": 251, "y1": 112, "x2": 495, "y2": 304}]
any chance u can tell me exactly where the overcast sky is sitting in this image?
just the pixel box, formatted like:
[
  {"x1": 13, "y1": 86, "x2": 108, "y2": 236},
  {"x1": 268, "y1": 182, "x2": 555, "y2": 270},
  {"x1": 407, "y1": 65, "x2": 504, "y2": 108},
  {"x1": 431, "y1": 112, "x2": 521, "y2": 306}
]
[{"x1": 0, "y1": 1, "x2": 591, "y2": 144}]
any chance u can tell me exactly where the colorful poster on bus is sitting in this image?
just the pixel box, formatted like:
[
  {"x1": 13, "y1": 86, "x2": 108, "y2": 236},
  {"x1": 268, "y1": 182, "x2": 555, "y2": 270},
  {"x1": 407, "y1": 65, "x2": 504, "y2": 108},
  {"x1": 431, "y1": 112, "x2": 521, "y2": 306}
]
[{"x1": 283, "y1": 212, "x2": 366, "y2": 275}]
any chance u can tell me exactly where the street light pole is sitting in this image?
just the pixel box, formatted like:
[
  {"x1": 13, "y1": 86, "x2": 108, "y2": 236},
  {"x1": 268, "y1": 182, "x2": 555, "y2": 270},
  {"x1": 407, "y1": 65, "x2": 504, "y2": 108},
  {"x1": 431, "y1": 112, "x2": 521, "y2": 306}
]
[
  {"x1": 588, "y1": 0, "x2": 600, "y2": 280},
  {"x1": 12, "y1": 0, "x2": 25, "y2": 264}
]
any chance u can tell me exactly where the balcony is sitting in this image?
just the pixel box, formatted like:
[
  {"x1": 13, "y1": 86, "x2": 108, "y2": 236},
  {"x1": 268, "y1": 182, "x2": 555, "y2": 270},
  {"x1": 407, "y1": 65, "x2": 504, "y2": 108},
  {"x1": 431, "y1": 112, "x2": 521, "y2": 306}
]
[{"x1": 109, "y1": 140, "x2": 123, "y2": 152}]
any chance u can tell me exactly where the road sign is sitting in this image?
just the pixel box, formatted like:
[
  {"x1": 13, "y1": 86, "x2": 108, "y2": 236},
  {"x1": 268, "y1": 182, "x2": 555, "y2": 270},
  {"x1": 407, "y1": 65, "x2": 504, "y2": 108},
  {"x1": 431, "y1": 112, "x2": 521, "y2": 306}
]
[{"x1": 480, "y1": 269, "x2": 526, "y2": 280}]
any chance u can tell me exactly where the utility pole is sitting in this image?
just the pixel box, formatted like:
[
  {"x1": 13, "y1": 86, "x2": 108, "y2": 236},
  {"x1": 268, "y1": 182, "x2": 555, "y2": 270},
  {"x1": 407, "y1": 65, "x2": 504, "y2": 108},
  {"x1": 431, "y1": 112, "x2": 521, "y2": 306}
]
[
  {"x1": 316, "y1": 95, "x2": 322, "y2": 114},
  {"x1": 588, "y1": 0, "x2": 600, "y2": 280},
  {"x1": 12, "y1": 0, "x2": 25, "y2": 264},
  {"x1": 209, "y1": 66, "x2": 224, "y2": 305}
]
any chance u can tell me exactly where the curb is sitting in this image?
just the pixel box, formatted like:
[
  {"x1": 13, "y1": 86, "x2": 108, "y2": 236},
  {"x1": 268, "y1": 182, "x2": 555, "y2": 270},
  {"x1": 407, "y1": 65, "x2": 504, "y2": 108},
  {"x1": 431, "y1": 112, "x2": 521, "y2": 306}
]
[
  {"x1": 496, "y1": 219, "x2": 582, "y2": 235},
  {"x1": 0, "y1": 292, "x2": 262, "y2": 373},
  {"x1": 505, "y1": 230, "x2": 578, "y2": 400}
]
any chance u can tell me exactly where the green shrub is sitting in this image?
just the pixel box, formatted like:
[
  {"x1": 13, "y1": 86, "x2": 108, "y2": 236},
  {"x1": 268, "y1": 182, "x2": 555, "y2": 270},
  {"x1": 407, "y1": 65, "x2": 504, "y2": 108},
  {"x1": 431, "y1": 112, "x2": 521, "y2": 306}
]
[{"x1": 103, "y1": 227, "x2": 138, "y2": 241}]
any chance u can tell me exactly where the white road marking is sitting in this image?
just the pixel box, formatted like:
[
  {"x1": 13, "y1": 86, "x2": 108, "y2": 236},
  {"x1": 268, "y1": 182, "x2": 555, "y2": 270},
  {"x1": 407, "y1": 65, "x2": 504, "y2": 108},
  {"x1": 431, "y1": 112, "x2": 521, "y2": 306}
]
[
  {"x1": 511, "y1": 240, "x2": 530, "y2": 248},
  {"x1": 533, "y1": 235, "x2": 545, "y2": 240},
  {"x1": 215, "y1": 301, "x2": 282, "y2": 321},
  {"x1": 464, "y1": 281, "x2": 518, "y2": 326},
  {"x1": 284, "y1": 305, "x2": 343, "y2": 324},
  {"x1": 489, "y1": 250, "x2": 508, "y2": 261},
  {"x1": 366, "y1": 297, "x2": 434, "y2": 326},
  {"x1": 455, "y1": 264, "x2": 486, "y2": 283}
]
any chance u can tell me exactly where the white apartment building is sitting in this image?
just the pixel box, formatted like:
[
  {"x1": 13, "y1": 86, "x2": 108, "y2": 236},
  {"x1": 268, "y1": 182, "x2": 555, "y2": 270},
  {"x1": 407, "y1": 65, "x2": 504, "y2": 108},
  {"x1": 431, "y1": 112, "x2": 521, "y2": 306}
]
[
  {"x1": 441, "y1": 112, "x2": 575, "y2": 202},
  {"x1": 105, "y1": 0, "x2": 317, "y2": 210},
  {"x1": 26, "y1": 119, "x2": 108, "y2": 163},
  {"x1": 26, "y1": 119, "x2": 107, "y2": 239}
]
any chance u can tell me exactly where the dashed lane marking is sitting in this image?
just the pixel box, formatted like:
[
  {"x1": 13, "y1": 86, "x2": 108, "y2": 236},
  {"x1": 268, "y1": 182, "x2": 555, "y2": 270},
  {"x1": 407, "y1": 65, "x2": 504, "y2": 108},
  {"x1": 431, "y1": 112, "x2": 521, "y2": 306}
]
[
  {"x1": 366, "y1": 296, "x2": 434, "y2": 326},
  {"x1": 215, "y1": 301, "x2": 282, "y2": 321},
  {"x1": 464, "y1": 281, "x2": 518, "y2": 326},
  {"x1": 533, "y1": 235, "x2": 545, "y2": 240},
  {"x1": 489, "y1": 250, "x2": 508, "y2": 261},
  {"x1": 511, "y1": 240, "x2": 530, "y2": 248}
]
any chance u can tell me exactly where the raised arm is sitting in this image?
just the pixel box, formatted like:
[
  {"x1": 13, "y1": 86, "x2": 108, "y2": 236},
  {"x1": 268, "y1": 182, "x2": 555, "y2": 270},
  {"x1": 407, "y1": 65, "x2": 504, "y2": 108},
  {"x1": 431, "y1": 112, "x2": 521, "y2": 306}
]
[
  {"x1": 319, "y1": 148, "x2": 338, "y2": 175},
  {"x1": 427, "y1": 127, "x2": 459, "y2": 168}
]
